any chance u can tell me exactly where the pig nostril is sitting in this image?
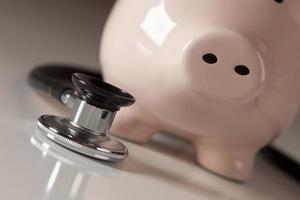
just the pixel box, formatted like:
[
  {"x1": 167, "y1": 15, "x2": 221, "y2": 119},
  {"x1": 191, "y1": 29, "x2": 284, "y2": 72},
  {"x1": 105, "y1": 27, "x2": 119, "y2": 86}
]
[
  {"x1": 202, "y1": 53, "x2": 218, "y2": 64},
  {"x1": 235, "y1": 65, "x2": 250, "y2": 76},
  {"x1": 274, "y1": 0, "x2": 284, "y2": 3}
]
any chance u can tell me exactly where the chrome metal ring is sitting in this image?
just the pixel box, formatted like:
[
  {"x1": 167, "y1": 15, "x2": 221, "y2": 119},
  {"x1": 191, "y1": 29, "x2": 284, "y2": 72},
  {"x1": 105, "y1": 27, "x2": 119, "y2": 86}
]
[{"x1": 37, "y1": 115, "x2": 128, "y2": 162}]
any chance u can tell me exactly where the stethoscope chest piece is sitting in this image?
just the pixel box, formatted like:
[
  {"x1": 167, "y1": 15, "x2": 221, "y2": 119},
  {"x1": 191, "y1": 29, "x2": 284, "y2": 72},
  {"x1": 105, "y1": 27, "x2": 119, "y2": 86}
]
[{"x1": 34, "y1": 72, "x2": 135, "y2": 162}]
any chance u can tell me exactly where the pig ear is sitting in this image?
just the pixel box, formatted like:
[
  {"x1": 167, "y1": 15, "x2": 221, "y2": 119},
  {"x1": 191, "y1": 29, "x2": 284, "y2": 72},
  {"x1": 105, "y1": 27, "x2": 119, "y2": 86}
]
[{"x1": 287, "y1": 1, "x2": 300, "y2": 26}]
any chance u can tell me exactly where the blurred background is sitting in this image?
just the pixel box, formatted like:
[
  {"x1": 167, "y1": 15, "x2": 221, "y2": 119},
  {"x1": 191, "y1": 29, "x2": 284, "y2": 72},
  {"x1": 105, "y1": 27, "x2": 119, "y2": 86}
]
[{"x1": 0, "y1": 0, "x2": 114, "y2": 71}]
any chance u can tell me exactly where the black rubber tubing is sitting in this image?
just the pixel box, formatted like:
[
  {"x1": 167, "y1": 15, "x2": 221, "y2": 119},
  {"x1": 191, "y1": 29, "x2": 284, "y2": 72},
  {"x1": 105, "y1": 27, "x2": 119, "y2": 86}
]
[{"x1": 28, "y1": 64, "x2": 102, "y2": 103}]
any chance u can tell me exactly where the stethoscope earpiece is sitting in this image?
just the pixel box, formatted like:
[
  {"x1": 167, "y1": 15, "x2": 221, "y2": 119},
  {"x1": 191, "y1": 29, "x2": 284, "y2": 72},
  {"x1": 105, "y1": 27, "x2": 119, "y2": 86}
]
[{"x1": 30, "y1": 67, "x2": 135, "y2": 162}]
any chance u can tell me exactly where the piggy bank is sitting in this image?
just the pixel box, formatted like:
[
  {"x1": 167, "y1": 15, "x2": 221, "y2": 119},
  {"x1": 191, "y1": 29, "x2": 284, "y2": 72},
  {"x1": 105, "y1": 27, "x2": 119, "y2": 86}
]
[{"x1": 100, "y1": 0, "x2": 300, "y2": 181}]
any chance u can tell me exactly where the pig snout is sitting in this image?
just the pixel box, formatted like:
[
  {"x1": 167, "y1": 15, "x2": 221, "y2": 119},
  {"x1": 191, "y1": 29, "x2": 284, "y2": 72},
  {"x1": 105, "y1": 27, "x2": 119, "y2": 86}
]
[{"x1": 184, "y1": 28, "x2": 266, "y2": 103}]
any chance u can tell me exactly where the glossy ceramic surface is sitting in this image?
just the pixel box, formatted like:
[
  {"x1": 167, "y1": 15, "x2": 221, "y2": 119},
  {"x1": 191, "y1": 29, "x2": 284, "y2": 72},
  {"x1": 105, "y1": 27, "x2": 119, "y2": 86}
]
[{"x1": 100, "y1": 0, "x2": 300, "y2": 181}]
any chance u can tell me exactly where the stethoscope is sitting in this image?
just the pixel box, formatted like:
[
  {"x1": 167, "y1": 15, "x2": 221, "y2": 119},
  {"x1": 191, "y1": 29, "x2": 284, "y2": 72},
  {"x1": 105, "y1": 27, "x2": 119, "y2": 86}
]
[{"x1": 29, "y1": 64, "x2": 135, "y2": 162}]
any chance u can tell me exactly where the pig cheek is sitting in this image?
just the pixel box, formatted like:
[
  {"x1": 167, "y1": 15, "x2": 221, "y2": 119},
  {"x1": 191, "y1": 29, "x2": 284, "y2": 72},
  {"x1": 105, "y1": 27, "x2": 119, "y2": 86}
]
[{"x1": 287, "y1": 0, "x2": 300, "y2": 27}]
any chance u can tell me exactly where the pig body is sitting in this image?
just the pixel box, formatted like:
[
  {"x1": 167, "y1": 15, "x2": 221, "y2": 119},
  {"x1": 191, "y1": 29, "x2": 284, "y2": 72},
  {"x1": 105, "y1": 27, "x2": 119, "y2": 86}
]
[{"x1": 100, "y1": 0, "x2": 300, "y2": 181}]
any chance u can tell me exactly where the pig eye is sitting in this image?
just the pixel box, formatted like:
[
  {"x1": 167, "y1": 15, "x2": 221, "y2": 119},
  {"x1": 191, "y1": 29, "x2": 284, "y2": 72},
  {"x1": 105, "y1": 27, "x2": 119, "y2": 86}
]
[
  {"x1": 234, "y1": 65, "x2": 250, "y2": 76},
  {"x1": 274, "y1": 0, "x2": 284, "y2": 3},
  {"x1": 202, "y1": 53, "x2": 218, "y2": 64}
]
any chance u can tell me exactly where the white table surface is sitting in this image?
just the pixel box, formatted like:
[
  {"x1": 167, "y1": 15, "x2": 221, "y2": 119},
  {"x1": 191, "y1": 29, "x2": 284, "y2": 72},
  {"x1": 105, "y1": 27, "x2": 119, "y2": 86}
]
[{"x1": 0, "y1": 0, "x2": 299, "y2": 199}]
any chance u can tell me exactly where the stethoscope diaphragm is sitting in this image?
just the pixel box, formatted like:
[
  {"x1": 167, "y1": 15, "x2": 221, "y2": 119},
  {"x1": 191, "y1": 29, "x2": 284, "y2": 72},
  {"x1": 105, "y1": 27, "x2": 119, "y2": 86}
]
[{"x1": 38, "y1": 115, "x2": 128, "y2": 162}]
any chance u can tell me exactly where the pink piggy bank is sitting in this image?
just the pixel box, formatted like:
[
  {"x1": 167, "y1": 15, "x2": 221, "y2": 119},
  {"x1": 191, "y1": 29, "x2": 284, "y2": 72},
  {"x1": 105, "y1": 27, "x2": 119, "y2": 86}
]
[{"x1": 100, "y1": 0, "x2": 300, "y2": 181}]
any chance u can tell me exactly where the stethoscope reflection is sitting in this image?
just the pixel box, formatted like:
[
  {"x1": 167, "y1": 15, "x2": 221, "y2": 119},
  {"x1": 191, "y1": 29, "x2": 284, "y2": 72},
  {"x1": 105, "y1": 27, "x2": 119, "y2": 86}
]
[{"x1": 30, "y1": 127, "x2": 121, "y2": 200}]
